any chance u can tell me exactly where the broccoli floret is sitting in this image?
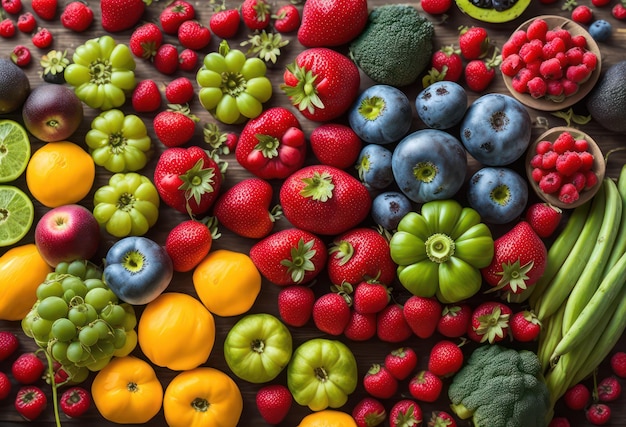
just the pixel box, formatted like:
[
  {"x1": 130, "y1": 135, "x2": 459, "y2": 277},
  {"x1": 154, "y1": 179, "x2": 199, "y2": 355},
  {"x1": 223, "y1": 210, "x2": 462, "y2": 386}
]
[
  {"x1": 348, "y1": 4, "x2": 434, "y2": 87},
  {"x1": 448, "y1": 344, "x2": 550, "y2": 427}
]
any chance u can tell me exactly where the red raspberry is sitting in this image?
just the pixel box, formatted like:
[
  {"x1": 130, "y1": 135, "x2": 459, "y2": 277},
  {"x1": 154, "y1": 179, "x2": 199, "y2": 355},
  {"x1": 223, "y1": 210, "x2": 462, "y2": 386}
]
[
  {"x1": 555, "y1": 51, "x2": 568, "y2": 68},
  {"x1": 32, "y1": 27, "x2": 53, "y2": 48},
  {"x1": 578, "y1": 151, "x2": 594, "y2": 171},
  {"x1": 582, "y1": 51, "x2": 598, "y2": 70},
  {"x1": 530, "y1": 154, "x2": 544, "y2": 168},
  {"x1": 556, "y1": 151, "x2": 583, "y2": 176},
  {"x1": 535, "y1": 140, "x2": 552, "y2": 155},
  {"x1": 2, "y1": 0, "x2": 22, "y2": 14},
  {"x1": 527, "y1": 76, "x2": 547, "y2": 98},
  {"x1": 558, "y1": 183, "x2": 579, "y2": 204},
  {"x1": 511, "y1": 68, "x2": 534, "y2": 94},
  {"x1": 612, "y1": 4, "x2": 626, "y2": 20},
  {"x1": 16, "y1": 12, "x2": 35, "y2": 32},
  {"x1": 501, "y1": 40, "x2": 520, "y2": 59},
  {"x1": 574, "y1": 138, "x2": 588, "y2": 152},
  {"x1": 526, "y1": 18, "x2": 548, "y2": 41},
  {"x1": 568, "y1": 171, "x2": 586, "y2": 192},
  {"x1": 531, "y1": 167, "x2": 547, "y2": 183},
  {"x1": 542, "y1": 37, "x2": 566, "y2": 58},
  {"x1": 610, "y1": 352, "x2": 626, "y2": 378},
  {"x1": 542, "y1": 151, "x2": 559, "y2": 169},
  {"x1": 525, "y1": 59, "x2": 542, "y2": 77},
  {"x1": 571, "y1": 5, "x2": 593, "y2": 24},
  {"x1": 564, "y1": 383, "x2": 591, "y2": 410},
  {"x1": 570, "y1": 34, "x2": 588, "y2": 48},
  {"x1": 509, "y1": 29, "x2": 528, "y2": 47},
  {"x1": 552, "y1": 131, "x2": 575, "y2": 153},
  {"x1": 546, "y1": 79, "x2": 564, "y2": 97},
  {"x1": 584, "y1": 170, "x2": 598, "y2": 189},
  {"x1": 11, "y1": 44, "x2": 31, "y2": 66},
  {"x1": 540, "y1": 57, "x2": 563, "y2": 80},
  {"x1": 500, "y1": 54, "x2": 523, "y2": 77},
  {"x1": 539, "y1": 172, "x2": 562, "y2": 194},
  {"x1": 547, "y1": 28, "x2": 572, "y2": 48},
  {"x1": 566, "y1": 64, "x2": 592, "y2": 83},
  {"x1": 178, "y1": 48, "x2": 198, "y2": 72},
  {"x1": 561, "y1": 78, "x2": 579, "y2": 97},
  {"x1": 519, "y1": 39, "x2": 543, "y2": 63},
  {"x1": 565, "y1": 47, "x2": 585, "y2": 66},
  {"x1": 0, "y1": 18, "x2": 16, "y2": 37}
]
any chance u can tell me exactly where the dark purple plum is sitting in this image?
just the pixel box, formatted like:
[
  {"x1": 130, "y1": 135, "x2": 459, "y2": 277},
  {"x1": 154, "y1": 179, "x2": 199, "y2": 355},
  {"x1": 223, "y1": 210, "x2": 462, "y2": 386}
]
[
  {"x1": 356, "y1": 144, "x2": 394, "y2": 190},
  {"x1": 371, "y1": 191, "x2": 413, "y2": 230},
  {"x1": 415, "y1": 81, "x2": 468, "y2": 130}
]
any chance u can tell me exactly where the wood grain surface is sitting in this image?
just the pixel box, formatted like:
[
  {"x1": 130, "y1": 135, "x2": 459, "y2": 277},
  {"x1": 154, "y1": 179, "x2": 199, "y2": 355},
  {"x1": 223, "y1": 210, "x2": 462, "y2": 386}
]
[{"x1": 1, "y1": 0, "x2": 625, "y2": 426}]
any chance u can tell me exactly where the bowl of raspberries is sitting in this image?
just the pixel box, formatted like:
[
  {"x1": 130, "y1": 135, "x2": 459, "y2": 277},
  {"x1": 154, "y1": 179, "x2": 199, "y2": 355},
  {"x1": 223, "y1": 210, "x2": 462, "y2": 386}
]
[
  {"x1": 526, "y1": 126, "x2": 605, "y2": 209},
  {"x1": 501, "y1": 15, "x2": 601, "y2": 111}
]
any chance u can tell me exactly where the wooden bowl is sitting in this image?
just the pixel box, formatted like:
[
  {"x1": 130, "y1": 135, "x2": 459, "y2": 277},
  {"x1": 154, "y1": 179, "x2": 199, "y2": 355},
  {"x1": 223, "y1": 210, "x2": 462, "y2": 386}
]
[
  {"x1": 502, "y1": 15, "x2": 602, "y2": 112},
  {"x1": 525, "y1": 126, "x2": 605, "y2": 209}
]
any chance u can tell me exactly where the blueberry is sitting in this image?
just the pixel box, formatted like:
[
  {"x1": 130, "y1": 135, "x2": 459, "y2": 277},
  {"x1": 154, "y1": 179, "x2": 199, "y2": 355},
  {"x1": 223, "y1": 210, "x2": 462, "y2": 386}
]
[
  {"x1": 356, "y1": 144, "x2": 394, "y2": 190},
  {"x1": 415, "y1": 81, "x2": 468, "y2": 130},
  {"x1": 466, "y1": 167, "x2": 528, "y2": 224},
  {"x1": 371, "y1": 191, "x2": 413, "y2": 230},
  {"x1": 588, "y1": 20, "x2": 612, "y2": 42}
]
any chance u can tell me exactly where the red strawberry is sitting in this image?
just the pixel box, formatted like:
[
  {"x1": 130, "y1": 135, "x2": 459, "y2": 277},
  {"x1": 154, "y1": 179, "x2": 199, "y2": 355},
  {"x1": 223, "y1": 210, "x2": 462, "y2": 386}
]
[
  {"x1": 165, "y1": 77, "x2": 194, "y2": 105},
  {"x1": 408, "y1": 370, "x2": 443, "y2": 403},
  {"x1": 571, "y1": 5, "x2": 593, "y2": 24},
  {"x1": 32, "y1": 0, "x2": 57, "y2": 20},
  {"x1": 389, "y1": 399, "x2": 422, "y2": 427},
  {"x1": 277, "y1": 285, "x2": 315, "y2": 327},
  {"x1": 60, "y1": 1, "x2": 93, "y2": 32},
  {"x1": 344, "y1": 310, "x2": 377, "y2": 342},
  {"x1": 160, "y1": 0, "x2": 195, "y2": 34},
  {"x1": 12, "y1": 353, "x2": 45, "y2": 384},
  {"x1": 481, "y1": 221, "x2": 547, "y2": 296},
  {"x1": 280, "y1": 165, "x2": 371, "y2": 236},
  {"x1": 2, "y1": 0, "x2": 22, "y2": 14},
  {"x1": 177, "y1": 20, "x2": 211, "y2": 50},
  {"x1": 241, "y1": 0, "x2": 271, "y2": 30},
  {"x1": 586, "y1": 403, "x2": 611, "y2": 425},
  {"x1": 352, "y1": 397, "x2": 386, "y2": 427},
  {"x1": 610, "y1": 352, "x2": 626, "y2": 378},
  {"x1": 427, "y1": 340, "x2": 464, "y2": 378},
  {"x1": 566, "y1": 384, "x2": 590, "y2": 410},
  {"x1": 100, "y1": 0, "x2": 146, "y2": 32},
  {"x1": 421, "y1": 0, "x2": 452, "y2": 15},
  {"x1": 385, "y1": 347, "x2": 418, "y2": 381},
  {"x1": 376, "y1": 303, "x2": 413, "y2": 343},
  {"x1": 437, "y1": 303, "x2": 472, "y2": 338},
  {"x1": 509, "y1": 310, "x2": 541, "y2": 342},
  {"x1": 16, "y1": 12, "x2": 36, "y2": 33},
  {"x1": 467, "y1": 301, "x2": 512, "y2": 344},
  {"x1": 327, "y1": 227, "x2": 396, "y2": 287},
  {"x1": 60, "y1": 386, "x2": 90, "y2": 418},
  {"x1": 612, "y1": 3, "x2": 626, "y2": 20},
  {"x1": 297, "y1": 0, "x2": 367, "y2": 47},
  {"x1": 31, "y1": 27, "x2": 53, "y2": 48},
  {"x1": 0, "y1": 331, "x2": 19, "y2": 361},
  {"x1": 132, "y1": 79, "x2": 162, "y2": 113},
  {"x1": 312, "y1": 290, "x2": 351, "y2": 336},
  {"x1": 154, "y1": 43, "x2": 179, "y2": 75},
  {"x1": 235, "y1": 107, "x2": 306, "y2": 180},
  {"x1": 0, "y1": 18, "x2": 15, "y2": 38},
  {"x1": 352, "y1": 280, "x2": 391, "y2": 314},
  {"x1": 15, "y1": 386, "x2": 47, "y2": 421},
  {"x1": 309, "y1": 123, "x2": 362, "y2": 170},
  {"x1": 428, "y1": 411, "x2": 457, "y2": 427},
  {"x1": 153, "y1": 104, "x2": 198, "y2": 147},
  {"x1": 178, "y1": 48, "x2": 198, "y2": 72},
  {"x1": 0, "y1": 372, "x2": 10, "y2": 400},
  {"x1": 524, "y1": 203, "x2": 563, "y2": 238},
  {"x1": 213, "y1": 177, "x2": 281, "y2": 239},
  {"x1": 250, "y1": 228, "x2": 327, "y2": 286},
  {"x1": 458, "y1": 26, "x2": 490, "y2": 60},
  {"x1": 549, "y1": 417, "x2": 570, "y2": 427},
  {"x1": 403, "y1": 295, "x2": 442, "y2": 339},
  {"x1": 464, "y1": 53, "x2": 500, "y2": 92},
  {"x1": 597, "y1": 376, "x2": 621, "y2": 402},
  {"x1": 256, "y1": 384, "x2": 292, "y2": 424},
  {"x1": 273, "y1": 4, "x2": 300, "y2": 33},
  {"x1": 282, "y1": 48, "x2": 360, "y2": 122},
  {"x1": 129, "y1": 23, "x2": 163, "y2": 60},
  {"x1": 363, "y1": 364, "x2": 398, "y2": 399},
  {"x1": 424, "y1": 45, "x2": 464, "y2": 85},
  {"x1": 209, "y1": 8, "x2": 240, "y2": 39},
  {"x1": 154, "y1": 146, "x2": 223, "y2": 216},
  {"x1": 10, "y1": 45, "x2": 30, "y2": 66},
  {"x1": 165, "y1": 219, "x2": 213, "y2": 272}
]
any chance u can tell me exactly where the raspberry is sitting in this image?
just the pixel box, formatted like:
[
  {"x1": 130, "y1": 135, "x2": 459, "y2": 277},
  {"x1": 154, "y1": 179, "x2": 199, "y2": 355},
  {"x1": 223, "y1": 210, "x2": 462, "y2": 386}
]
[
  {"x1": 502, "y1": 40, "x2": 520, "y2": 59},
  {"x1": 535, "y1": 140, "x2": 552, "y2": 155},
  {"x1": 532, "y1": 167, "x2": 547, "y2": 183},
  {"x1": 540, "y1": 57, "x2": 563, "y2": 80},
  {"x1": 552, "y1": 131, "x2": 575, "y2": 154},
  {"x1": 568, "y1": 171, "x2": 586, "y2": 192},
  {"x1": 16, "y1": 12, "x2": 36, "y2": 32},
  {"x1": 542, "y1": 37, "x2": 566, "y2": 58},
  {"x1": 571, "y1": 5, "x2": 593, "y2": 24},
  {"x1": 556, "y1": 151, "x2": 583, "y2": 176},
  {"x1": 582, "y1": 51, "x2": 598, "y2": 70},
  {"x1": 509, "y1": 29, "x2": 528, "y2": 47},
  {"x1": 559, "y1": 183, "x2": 579, "y2": 204},
  {"x1": 584, "y1": 170, "x2": 598, "y2": 189},
  {"x1": 530, "y1": 153, "x2": 544, "y2": 168},
  {"x1": 574, "y1": 138, "x2": 588, "y2": 152},
  {"x1": 500, "y1": 54, "x2": 523, "y2": 77},
  {"x1": 555, "y1": 51, "x2": 568, "y2": 68},
  {"x1": 527, "y1": 76, "x2": 547, "y2": 98},
  {"x1": 565, "y1": 46, "x2": 585, "y2": 65},
  {"x1": 546, "y1": 79, "x2": 564, "y2": 97},
  {"x1": 566, "y1": 64, "x2": 592, "y2": 83},
  {"x1": 547, "y1": 28, "x2": 572, "y2": 47},
  {"x1": 539, "y1": 172, "x2": 562, "y2": 194},
  {"x1": 561, "y1": 78, "x2": 579, "y2": 97},
  {"x1": 526, "y1": 18, "x2": 548, "y2": 41},
  {"x1": 570, "y1": 34, "x2": 588, "y2": 49},
  {"x1": 542, "y1": 151, "x2": 559, "y2": 170},
  {"x1": 612, "y1": 4, "x2": 626, "y2": 20},
  {"x1": 511, "y1": 68, "x2": 534, "y2": 93},
  {"x1": 578, "y1": 151, "x2": 594, "y2": 171},
  {"x1": 519, "y1": 39, "x2": 543, "y2": 63}
]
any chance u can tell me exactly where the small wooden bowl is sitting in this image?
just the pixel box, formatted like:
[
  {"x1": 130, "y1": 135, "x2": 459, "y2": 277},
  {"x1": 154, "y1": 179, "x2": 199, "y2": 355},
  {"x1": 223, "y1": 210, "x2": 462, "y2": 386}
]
[
  {"x1": 525, "y1": 126, "x2": 605, "y2": 209},
  {"x1": 502, "y1": 15, "x2": 602, "y2": 112}
]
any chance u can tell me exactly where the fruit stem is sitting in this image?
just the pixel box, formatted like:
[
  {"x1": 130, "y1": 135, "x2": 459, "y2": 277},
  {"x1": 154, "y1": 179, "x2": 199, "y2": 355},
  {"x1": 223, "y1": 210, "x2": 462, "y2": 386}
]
[{"x1": 42, "y1": 349, "x2": 63, "y2": 427}]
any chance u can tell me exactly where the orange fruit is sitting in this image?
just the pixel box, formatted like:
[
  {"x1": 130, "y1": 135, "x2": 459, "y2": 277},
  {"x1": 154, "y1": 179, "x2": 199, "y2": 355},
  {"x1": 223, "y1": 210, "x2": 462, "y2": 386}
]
[
  {"x1": 297, "y1": 410, "x2": 358, "y2": 427},
  {"x1": 26, "y1": 141, "x2": 95, "y2": 207}
]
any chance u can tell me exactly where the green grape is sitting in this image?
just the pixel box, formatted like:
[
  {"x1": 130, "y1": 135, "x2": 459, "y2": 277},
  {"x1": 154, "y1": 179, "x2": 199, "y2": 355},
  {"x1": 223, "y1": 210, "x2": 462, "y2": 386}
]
[
  {"x1": 66, "y1": 260, "x2": 87, "y2": 278},
  {"x1": 36, "y1": 280, "x2": 64, "y2": 300},
  {"x1": 34, "y1": 338, "x2": 49, "y2": 349},
  {"x1": 62, "y1": 276, "x2": 88, "y2": 298},
  {"x1": 31, "y1": 316, "x2": 53, "y2": 342},
  {"x1": 112, "y1": 328, "x2": 127, "y2": 349},
  {"x1": 78, "y1": 325, "x2": 99, "y2": 347},
  {"x1": 92, "y1": 319, "x2": 113, "y2": 340},
  {"x1": 120, "y1": 303, "x2": 137, "y2": 331},
  {"x1": 66, "y1": 340, "x2": 85, "y2": 364},
  {"x1": 96, "y1": 339, "x2": 115, "y2": 356},
  {"x1": 68, "y1": 305, "x2": 88, "y2": 327},
  {"x1": 84, "y1": 278, "x2": 106, "y2": 291},
  {"x1": 100, "y1": 304, "x2": 126, "y2": 328},
  {"x1": 85, "y1": 355, "x2": 112, "y2": 372},
  {"x1": 85, "y1": 288, "x2": 117, "y2": 312},
  {"x1": 84, "y1": 261, "x2": 103, "y2": 280},
  {"x1": 55, "y1": 261, "x2": 70, "y2": 275},
  {"x1": 68, "y1": 365, "x2": 89, "y2": 383},
  {"x1": 84, "y1": 304, "x2": 98, "y2": 323},
  {"x1": 21, "y1": 308, "x2": 38, "y2": 338},
  {"x1": 78, "y1": 345, "x2": 93, "y2": 363},
  {"x1": 51, "y1": 318, "x2": 77, "y2": 342},
  {"x1": 37, "y1": 296, "x2": 69, "y2": 321},
  {"x1": 63, "y1": 289, "x2": 76, "y2": 303},
  {"x1": 50, "y1": 340, "x2": 70, "y2": 363}
]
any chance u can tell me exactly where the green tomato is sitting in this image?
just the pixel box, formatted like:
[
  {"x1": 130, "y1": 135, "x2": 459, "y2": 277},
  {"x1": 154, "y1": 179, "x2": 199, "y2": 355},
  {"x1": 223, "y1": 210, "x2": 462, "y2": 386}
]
[
  {"x1": 287, "y1": 339, "x2": 358, "y2": 411},
  {"x1": 64, "y1": 36, "x2": 136, "y2": 110},
  {"x1": 93, "y1": 172, "x2": 159, "y2": 238},
  {"x1": 224, "y1": 313, "x2": 292, "y2": 384},
  {"x1": 86, "y1": 109, "x2": 151, "y2": 173}
]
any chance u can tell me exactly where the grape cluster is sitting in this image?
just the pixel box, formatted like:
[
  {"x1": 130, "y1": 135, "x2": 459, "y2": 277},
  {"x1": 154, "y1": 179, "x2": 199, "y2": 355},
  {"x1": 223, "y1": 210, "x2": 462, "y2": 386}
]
[{"x1": 21, "y1": 260, "x2": 137, "y2": 383}]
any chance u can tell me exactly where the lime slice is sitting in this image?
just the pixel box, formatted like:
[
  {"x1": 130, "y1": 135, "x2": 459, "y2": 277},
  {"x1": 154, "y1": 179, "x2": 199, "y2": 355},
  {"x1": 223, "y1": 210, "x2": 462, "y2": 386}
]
[
  {"x1": 0, "y1": 185, "x2": 34, "y2": 247},
  {"x1": 0, "y1": 119, "x2": 31, "y2": 183}
]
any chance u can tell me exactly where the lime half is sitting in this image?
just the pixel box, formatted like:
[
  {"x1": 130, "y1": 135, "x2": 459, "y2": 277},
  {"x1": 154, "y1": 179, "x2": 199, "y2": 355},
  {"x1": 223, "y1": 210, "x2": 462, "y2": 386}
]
[
  {"x1": 0, "y1": 185, "x2": 34, "y2": 247},
  {"x1": 0, "y1": 119, "x2": 31, "y2": 183}
]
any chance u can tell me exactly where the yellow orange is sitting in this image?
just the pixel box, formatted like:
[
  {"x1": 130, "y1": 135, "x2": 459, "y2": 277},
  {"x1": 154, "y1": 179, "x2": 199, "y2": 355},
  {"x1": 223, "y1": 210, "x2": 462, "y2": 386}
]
[
  {"x1": 26, "y1": 141, "x2": 95, "y2": 207},
  {"x1": 297, "y1": 410, "x2": 358, "y2": 427}
]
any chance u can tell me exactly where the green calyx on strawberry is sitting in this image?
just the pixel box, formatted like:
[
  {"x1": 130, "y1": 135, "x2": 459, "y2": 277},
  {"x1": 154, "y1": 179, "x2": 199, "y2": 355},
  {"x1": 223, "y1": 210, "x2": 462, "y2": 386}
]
[
  {"x1": 300, "y1": 171, "x2": 334, "y2": 201},
  {"x1": 469, "y1": 302, "x2": 512, "y2": 344},
  {"x1": 282, "y1": 64, "x2": 324, "y2": 115},
  {"x1": 281, "y1": 237, "x2": 318, "y2": 284},
  {"x1": 488, "y1": 258, "x2": 534, "y2": 294},
  {"x1": 178, "y1": 158, "x2": 217, "y2": 215}
]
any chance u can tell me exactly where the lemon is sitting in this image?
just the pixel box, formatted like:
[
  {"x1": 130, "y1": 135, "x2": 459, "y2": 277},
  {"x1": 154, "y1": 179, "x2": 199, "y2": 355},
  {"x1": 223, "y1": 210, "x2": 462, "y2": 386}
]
[
  {"x1": 0, "y1": 120, "x2": 31, "y2": 183},
  {"x1": 0, "y1": 185, "x2": 34, "y2": 247}
]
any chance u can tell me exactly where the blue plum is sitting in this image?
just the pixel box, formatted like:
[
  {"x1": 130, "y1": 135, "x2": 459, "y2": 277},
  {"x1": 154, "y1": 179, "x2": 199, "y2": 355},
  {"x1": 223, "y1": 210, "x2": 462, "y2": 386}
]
[
  {"x1": 466, "y1": 167, "x2": 528, "y2": 225},
  {"x1": 415, "y1": 81, "x2": 468, "y2": 130},
  {"x1": 371, "y1": 191, "x2": 413, "y2": 230},
  {"x1": 356, "y1": 144, "x2": 394, "y2": 190}
]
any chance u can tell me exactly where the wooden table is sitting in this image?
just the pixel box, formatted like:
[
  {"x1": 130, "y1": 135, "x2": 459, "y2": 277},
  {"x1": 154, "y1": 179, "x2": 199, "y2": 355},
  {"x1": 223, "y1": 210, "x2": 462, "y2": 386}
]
[{"x1": 1, "y1": 0, "x2": 625, "y2": 426}]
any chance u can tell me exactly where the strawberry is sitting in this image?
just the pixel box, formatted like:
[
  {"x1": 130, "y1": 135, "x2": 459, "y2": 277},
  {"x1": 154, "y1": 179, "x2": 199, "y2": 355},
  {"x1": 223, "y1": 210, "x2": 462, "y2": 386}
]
[
  {"x1": 297, "y1": 0, "x2": 367, "y2": 47},
  {"x1": 586, "y1": 403, "x2": 611, "y2": 425},
  {"x1": 213, "y1": 177, "x2": 281, "y2": 239},
  {"x1": 32, "y1": 0, "x2": 57, "y2": 20},
  {"x1": 177, "y1": 20, "x2": 211, "y2": 51},
  {"x1": 481, "y1": 221, "x2": 547, "y2": 296},
  {"x1": 60, "y1": 386, "x2": 90, "y2": 418},
  {"x1": 408, "y1": 370, "x2": 443, "y2": 403},
  {"x1": 279, "y1": 164, "x2": 371, "y2": 236},
  {"x1": 437, "y1": 303, "x2": 472, "y2": 338},
  {"x1": 273, "y1": 4, "x2": 300, "y2": 33},
  {"x1": 467, "y1": 301, "x2": 512, "y2": 344},
  {"x1": 31, "y1": 27, "x2": 53, "y2": 48},
  {"x1": 282, "y1": 48, "x2": 360, "y2": 122},
  {"x1": 610, "y1": 352, "x2": 626, "y2": 378},
  {"x1": 549, "y1": 418, "x2": 570, "y2": 427},
  {"x1": 165, "y1": 77, "x2": 194, "y2": 105},
  {"x1": 256, "y1": 384, "x2": 292, "y2": 424},
  {"x1": 427, "y1": 340, "x2": 464, "y2": 378},
  {"x1": 60, "y1": 1, "x2": 93, "y2": 32},
  {"x1": 16, "y1": 12, "x2": 36, "y2": 33},
  {"x1": 0, "y1": 331, "x2": 19, "y2": 361},
  {"x1": 12, "y1": 353, "x2": 45, "y2": 384},
  {"x1": 153, "y1": 104, "x2": 198, "y2": 147},
  {"x1": 15, "y1": 386, "x2": 47, "y2": 421},
  {"x1": 363, "y1": 364, "x2": 398, "y2": 399},
  {"x1": 100, "y1": 0, "x2": 146, "y2": 33},
  {"x1": 421, "y1": 0, "x2": 452, "y2": 15},
  {"x1": 160, "y1": 0, "x2": 195, "y2": 34},
  {"x1": 389, "y1": 399, "x2": 422, "y2": 427},
  {"x1": 428, "y1": 411, "x2": 457, "y2": 427},
  {"x1": 0, "y1": 19, "x2": 15, "y2": 38},
  {"x1": 250, "y1": 228, "x2": 327, "y2": 286},
  {"x1": 571, "y1": 5, "x2": 593, "y2": 24},
  {"x1": 209, "y1": 8, "x2": 240, "y2": 39},
  {"x1": 235, "y1": 107, "x2": 306, "y2": 180},
  {"x1": 597, "y1": 376, "x2": 621, "y2": 402},
  {"x1": 403, "y1": 295, "x2": 442, "y2": 339},
  {"x1": 327, "y1": 227, "x2": 396, "y2": 286},
  {"x1": 241, "y1": 0, "x2": 271, "y2": 30},
  {"x1": 178, "y1": 48, "x2": 198, "y2": 72},
  {"x1": 154, "y1": 146, "x2": 223, "y2": 216},
  {"x1": 131, "y1": 79, "x2": 162, "y2": 113},
  {"x1": 309, "y1": 123, "x2": 362, "y2": 170},
  {"x1": 129, "y1": 23, "x2": 163, "y2": 60},
  {"x1": 376, "y1": 303, "x2": 413, "y2": 343},
  {"x1": 165, "y1": 219, "x2": 213, "y2": 272},
  {"x1": 464, "y1": 52, "x2": 501, "y2": 92},
  {"x1": 344, "y1": 310, "x2": 377, "y2": 341},
  {"x1": 424, "y1": 45, "x2": 463, "y2": 85},
  {"x1": 352, "y1": 280, "x2": 390, "y2": 314},
  {"x1": 524, "y1": 202, "x2": 563, "y2": 238},
  {"x1": 0, "y1": 372, "x2": 10, "y2": 400},
  {"x1": 385, "y1": 347, "x2": 418, "y2": 381},
  {"x1": 352, "y1": 397, "x2": 386, "y2": 427},
  {"x1": 2, "y1": 0, "x2": 22, "y2": 14},
  {"x1": 509, "y1": 310, "x2": 541, "y2": 342},
  {"x1": 312, "y1": 290, "x2": 351, "y2": 336},
  {"x1": 154, "y1": 43, "x2": 179, "y2": 75},
  {"x1": 11, "y1": 45, "x2": 29, "y2": 67},
  {"x1": 277, "y1": 285, "x2": 315, "y2": 327},
  {"x1": 458, "y1": 26, "x2": 490, "y2": 60},
  {"x1": 612, "y1": 3, "x2": 626, "y2": 20}
]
